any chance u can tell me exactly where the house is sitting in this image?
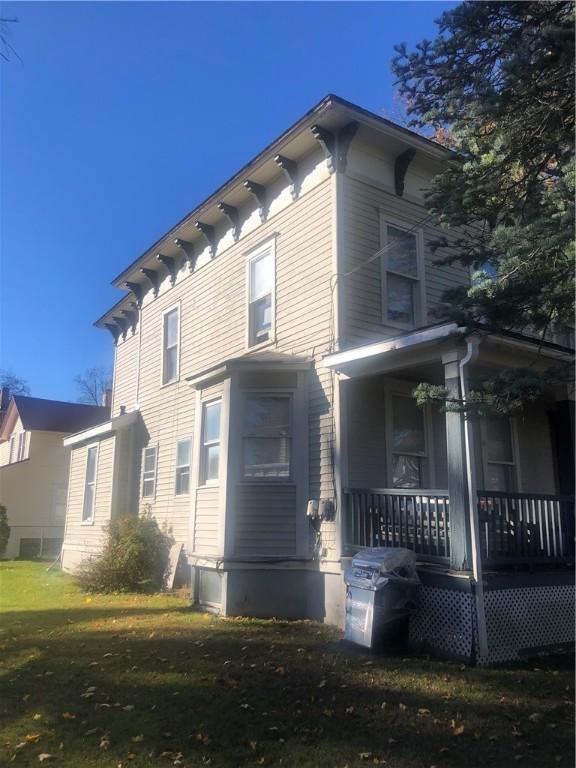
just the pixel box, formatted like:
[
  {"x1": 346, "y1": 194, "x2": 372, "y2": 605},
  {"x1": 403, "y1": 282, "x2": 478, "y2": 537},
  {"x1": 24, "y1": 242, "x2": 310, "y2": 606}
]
[
  {"x1": 61, "y1": 95, "x2": 574, "y2": 664},
  {"x1": 0, "y1": 394, "x2": 109, "y2": 558}
]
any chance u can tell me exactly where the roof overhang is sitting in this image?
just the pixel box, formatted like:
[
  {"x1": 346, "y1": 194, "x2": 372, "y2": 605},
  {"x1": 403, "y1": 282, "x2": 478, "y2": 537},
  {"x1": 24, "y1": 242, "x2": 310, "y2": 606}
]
[
  {"x1": 63, "y1": 409, "x2": 139, "y2": 448},
  {"x1": 186, "y1": 352, "x2": 311, "y2": 390}
]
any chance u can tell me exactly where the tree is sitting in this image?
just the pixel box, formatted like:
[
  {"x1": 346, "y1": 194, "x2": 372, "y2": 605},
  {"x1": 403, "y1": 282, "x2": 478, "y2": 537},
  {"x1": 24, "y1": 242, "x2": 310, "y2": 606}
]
[
  {"x1": 0, "y1": 369, "x2": 30, "y2": 397},
  {"x1": 392, "y1": 1, "x2": 574, "y2": 413},
  {"x1": 74, "y1": 366, "x2": 112, "y2": 406}
]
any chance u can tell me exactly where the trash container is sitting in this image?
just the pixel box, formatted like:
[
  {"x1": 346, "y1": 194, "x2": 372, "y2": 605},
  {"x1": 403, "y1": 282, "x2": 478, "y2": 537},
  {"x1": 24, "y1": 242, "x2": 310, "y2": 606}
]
[{"x1": 344, "y1": 548, "x2": 420, "y2": 650}]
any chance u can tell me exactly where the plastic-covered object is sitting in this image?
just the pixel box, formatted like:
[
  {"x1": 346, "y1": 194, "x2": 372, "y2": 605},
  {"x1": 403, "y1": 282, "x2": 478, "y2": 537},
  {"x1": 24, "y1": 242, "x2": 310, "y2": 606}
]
[{"x1": 344, "y1": 548, "x2": 420, "y2": 649}]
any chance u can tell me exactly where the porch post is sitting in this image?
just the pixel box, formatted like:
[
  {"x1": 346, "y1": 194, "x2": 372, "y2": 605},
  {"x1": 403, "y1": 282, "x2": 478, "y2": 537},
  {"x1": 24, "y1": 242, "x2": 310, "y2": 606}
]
[{"x1": 442, "y1": 351, "x2": 472, "y2": 571}]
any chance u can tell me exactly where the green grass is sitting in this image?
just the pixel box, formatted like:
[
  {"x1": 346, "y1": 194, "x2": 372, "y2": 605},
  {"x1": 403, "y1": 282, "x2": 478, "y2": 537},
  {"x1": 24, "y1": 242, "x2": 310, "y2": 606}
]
[{"x1": 0, "y1": 562, "x2": 573, "y2": 768}]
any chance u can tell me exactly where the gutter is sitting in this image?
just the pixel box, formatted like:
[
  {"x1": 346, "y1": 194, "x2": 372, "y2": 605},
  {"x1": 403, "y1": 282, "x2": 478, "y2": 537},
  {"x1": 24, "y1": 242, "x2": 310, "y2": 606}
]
[{"x1": 459, "y1": 336, "x2": 489, "y2": 659}]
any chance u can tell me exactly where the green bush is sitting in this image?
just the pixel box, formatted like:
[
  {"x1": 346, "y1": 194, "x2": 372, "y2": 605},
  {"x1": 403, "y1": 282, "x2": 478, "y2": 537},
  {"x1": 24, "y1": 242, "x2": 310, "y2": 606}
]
[
  {"x1": 0, "y1": 505, "x2": 10, "y2": 556},
  {"x1": 77, "y1": 513, "x2": 173, "y2": 593}
]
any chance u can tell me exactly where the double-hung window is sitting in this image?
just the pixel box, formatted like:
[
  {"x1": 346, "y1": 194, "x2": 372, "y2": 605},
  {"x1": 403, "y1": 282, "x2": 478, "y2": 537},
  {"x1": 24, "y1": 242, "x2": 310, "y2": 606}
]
[
  {"x1": 175, "y1": 439, "x2": 191, "y2": 495},
  {"x1": 8, "y1": 435, "x2": 15, "y2": 464},
  {"x1": 162, "y1": 306, "x2": 180, "y2": 384},
  {"x1": 243, "y1": 395, "x2": 291, "y2": 480},
  {"x1": 483, "y1": 417, "x2": 516, "y2": 492},
  {"x1": 248, "y1": 241, "x2": 275, "y2": 347},
  {"x1": 200, "y1": 401, "x2": 221, "y2": 484},
  {"x1": 142, "y1": 446, "x2": 158, "y2": 498},
  {"x1": 17, "y1": 431, "x2": 27, "y2": 461},
  {"x1": 390, "y1": 395, "x2": 426, "y2": 489},
  {"x1": 381, "y1": 220, "x2": 422, "y2": 328},
  {"x1": 82, "y1": 446, "x2": 98, "y2": 522}
]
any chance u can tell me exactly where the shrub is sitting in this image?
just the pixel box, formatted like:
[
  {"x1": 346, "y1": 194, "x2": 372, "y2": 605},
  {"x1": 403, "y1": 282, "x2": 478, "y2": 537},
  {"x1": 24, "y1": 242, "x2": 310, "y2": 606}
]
[
  {"x1": 77, "y1": 513, "x2": 173, "y2": 593},
  {"x1": 0, "y1": 505, "x2": 10, "y2": 556}
]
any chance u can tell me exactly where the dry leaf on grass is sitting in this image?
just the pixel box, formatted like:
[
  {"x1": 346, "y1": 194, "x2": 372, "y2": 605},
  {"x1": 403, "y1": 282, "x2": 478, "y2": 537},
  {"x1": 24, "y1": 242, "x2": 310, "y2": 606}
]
[{"x1": 38, "y1": 755, "x2": 53, "y2": 762}]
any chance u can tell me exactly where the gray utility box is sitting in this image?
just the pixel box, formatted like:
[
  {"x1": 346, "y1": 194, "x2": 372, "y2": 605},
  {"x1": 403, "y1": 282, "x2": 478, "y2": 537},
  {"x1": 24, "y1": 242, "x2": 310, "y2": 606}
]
[{"x1": 344, "y1": 548, "x2": 420, "y2": 650}]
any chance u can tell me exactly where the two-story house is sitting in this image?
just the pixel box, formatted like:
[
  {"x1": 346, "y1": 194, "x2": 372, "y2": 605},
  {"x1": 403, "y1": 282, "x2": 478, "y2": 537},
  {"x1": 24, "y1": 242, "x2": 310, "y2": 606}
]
[
  {"x1": 0, "y1": 394, "x2": 109, "y2": 558},
  {"x1": 61, "y1": 95, "x2": 574, "y2": 664}
]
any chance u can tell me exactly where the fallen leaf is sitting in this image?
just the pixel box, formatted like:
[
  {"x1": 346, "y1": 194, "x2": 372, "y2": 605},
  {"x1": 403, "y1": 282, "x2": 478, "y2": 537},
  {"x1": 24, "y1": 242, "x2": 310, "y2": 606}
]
[
  {"x1": 38, "y1": 754, "x2": 53, "y2": 762},
  {"x1": 132, "y1": 734, "x2": 144, "y2": 743},
  {"x1": 14, "y1": 743, "x2": 27, "y2": 751},
  {"x1": 100, "y1": 736, "x2": 110, "y2": 750},
  {"x1": 25, "y1": 734, "x2": 41, "y2": 743},
  {"x1": 346, "y1": 706, "x2": 355, "y2": 714},
  {"x1": 359, "y1": 752, "x2": 372, "y2": 759},
  {"x1": 33, "y1": 714, "x2": 43, "y2": 721},
  {"x1": 318, "y1": 680, "x2": 327, "y2": 688},
  {"x1": 399, "y1": 703, "x2": 407, "y2": 711},
  {"x1": 452, "y1": 724, "x2": 465, "y2": 736},
  {"x1": 123, "y1": 705, "x2": 135, "y2": 711},
  {"x1": 62, "y1": 712, "x2": 76, "y2": 720}
]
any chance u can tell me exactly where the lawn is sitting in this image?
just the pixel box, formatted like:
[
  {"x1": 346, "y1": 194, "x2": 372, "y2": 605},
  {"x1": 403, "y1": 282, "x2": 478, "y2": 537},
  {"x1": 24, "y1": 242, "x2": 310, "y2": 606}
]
[{"x1": 0, "y1": 562, "x2": 573, "y2": 768}]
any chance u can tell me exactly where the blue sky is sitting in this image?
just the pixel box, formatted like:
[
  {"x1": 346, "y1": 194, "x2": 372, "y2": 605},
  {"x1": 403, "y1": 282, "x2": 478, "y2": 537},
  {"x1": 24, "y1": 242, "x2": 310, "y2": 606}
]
[{"x1": 1, "y1": 1, "x2": 454, "y2": 401}]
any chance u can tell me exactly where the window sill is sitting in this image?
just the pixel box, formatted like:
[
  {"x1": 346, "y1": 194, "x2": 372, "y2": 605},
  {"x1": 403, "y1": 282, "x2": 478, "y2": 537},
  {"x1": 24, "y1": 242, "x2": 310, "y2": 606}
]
[
  {"x1": 160, "y1": 377, "x2": 180, "y2": 389},
  {"x1": 81, "y1": 519, "x2": 95, "y2": 526},
  {"x1": 246, "y1": 337, "x2": 276, "y2": 354}
]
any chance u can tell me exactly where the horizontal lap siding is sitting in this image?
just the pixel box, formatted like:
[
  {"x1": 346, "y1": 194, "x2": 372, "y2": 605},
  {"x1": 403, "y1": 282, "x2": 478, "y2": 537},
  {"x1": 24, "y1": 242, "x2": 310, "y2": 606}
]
[
  {"x1": 194, "y1": 486, "x2": 219, "y2": 555},
  {"x1": 112, "y1": 333, "x2": 139, "y2": 417},
  {"x1": 235, "y1": 485, "x2": 296, "y2": 557},
  {"x1": 127, "y1": 170, "x2": 335, "y2": 556},
  {"x1": 342, "y1": 175, "x2": 470, "y2": 347},
  {"x1": 63, "y1": 437, "x2": 115, "y2": 552}
]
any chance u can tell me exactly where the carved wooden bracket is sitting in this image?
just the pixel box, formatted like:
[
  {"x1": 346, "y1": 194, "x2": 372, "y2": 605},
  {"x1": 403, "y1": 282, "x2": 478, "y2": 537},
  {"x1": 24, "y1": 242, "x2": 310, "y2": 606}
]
[
  {"x1": 121, "y1": 308, "x2": 138, "y2": 335},
  {"x1": 311, "y1": 125, "x2": 335, "y2": 172},
  {"x1": 156, "y1": 253, "x2": 177, "y2": 286},
  {"x1": 244, "y1": 180, "x2": 268, "y2": 223},
  {"x1": 274, "y1": 155, "x2": 300, "y2": 200},
  {"x1": 104, "y1": 323, "x2": 121, "y2": 344},
  {"x1": 337, "y1": 121, "x2": 358, "y2": 172},
  {"x1": 311, "y1": 121, "x2": 358, "y2": 173},
  {"x1": 194, "y1": 221, "x2": 217, "y2": 258},
  {"x1": 217, "y1": 202, "x2": 240, "y2": 241},
  {"x1": 124, "y1": 281, "x2": 143, "y2": 307},
  {"x1": 394, "y1": 147, "x2": 416, "y2": 196},
  {"x1": 112, "y1": 315, "x2": 128, "y2": 340},
  {"x1": 141, "y1": 267, "x2": 160, "y2": 297},
  {"x1": 174, "y1": 238, "x2": 196, "y2": 272}
]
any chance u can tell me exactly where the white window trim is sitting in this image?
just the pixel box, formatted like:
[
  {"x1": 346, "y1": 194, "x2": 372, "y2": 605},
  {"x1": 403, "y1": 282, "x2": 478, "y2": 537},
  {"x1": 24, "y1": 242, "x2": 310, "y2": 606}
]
[
  {"x1": 384, "y1": 385, "x2": 435, "y2": 489},
  {"x1": 160, "y1": 302, "x2": 181, "y2": 387},
  {"x1": 142, "y1": 444, "x2": 159, "y2": 500},
  {"x1": 199, "y1": 398, "x2": 222, "y2": 487},
  {"x1": 17, "y1": 431, "x2": 27, "y2": 462},
  {"x1": 379, "y1": 214, "x2": 426, "y2": 331},
  {"x1": 81, "y1": 443, "x2": 99, "y2": 525},
  {"x1": 245, "y1": 237, "x2": 276, "y2": 350},
  {"x1": 480, "y1": 416, "x2": 521, "y2": 492},
  {"x1": 241, "y1": 392, "x2": 293, "y2": 484},
  {"x1": 174, "y1": 437, "x2": 192, "y2": 496},
  {"x1": 8, "y1": 434, "x2": 16, "y2": 464}
]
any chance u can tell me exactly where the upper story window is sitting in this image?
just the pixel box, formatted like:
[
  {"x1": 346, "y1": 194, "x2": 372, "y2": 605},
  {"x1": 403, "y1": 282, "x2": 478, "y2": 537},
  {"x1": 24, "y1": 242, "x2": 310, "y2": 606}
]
[
  {"x1": 390, "y1": 395, "x2": 427, "y2": 489},
  {"x1": 142, "y1": 446, "x2": 158, "y2": 498},
  {"x1": 162, "y1": 305, "x2": 180, "y2": 385},
  {"x1": 243, "y1": 395, "x2": 291, "y2": 481},
  {"x1": 483, "y1": 416, "x2": 516, "y2": 492},
  {"x1": 200, "y1": 401, "x2": 221, "y2": 484},
  {"x1": 175, "y1": 438, "x2": 191, "y2": 496},
  {"x1": 248, "y1": 240, "x2": 275, "y2": 347},
  {"x1": 82, "y1": 445, "x2": 98, "y2": 522},
  {"x1": 380, "y1": 218, "x2": 423, "y2": 329}
]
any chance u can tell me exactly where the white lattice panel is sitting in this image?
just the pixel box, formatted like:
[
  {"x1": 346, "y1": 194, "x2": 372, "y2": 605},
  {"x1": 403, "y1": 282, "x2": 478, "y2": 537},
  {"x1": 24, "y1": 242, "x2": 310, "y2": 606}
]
[{"x1": 409, "y1": 585, "x2": 475, "y2": 660}]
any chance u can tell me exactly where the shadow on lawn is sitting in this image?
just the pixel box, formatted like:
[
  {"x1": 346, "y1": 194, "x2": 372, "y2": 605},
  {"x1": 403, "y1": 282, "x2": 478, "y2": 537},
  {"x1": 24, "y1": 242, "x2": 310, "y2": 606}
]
[{"x1": 1, "y1": 618, "x2": 574, "y2": 768}]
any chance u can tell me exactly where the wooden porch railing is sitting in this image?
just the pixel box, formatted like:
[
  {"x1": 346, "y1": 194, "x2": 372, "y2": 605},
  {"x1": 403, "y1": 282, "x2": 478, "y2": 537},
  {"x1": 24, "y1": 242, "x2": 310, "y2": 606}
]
[
  {"x1": 477, "y1": 491, "x2": 575, "y2": 568},
  {"x1": 344, "y1": 488, "x2": 450, "y2": 563}
]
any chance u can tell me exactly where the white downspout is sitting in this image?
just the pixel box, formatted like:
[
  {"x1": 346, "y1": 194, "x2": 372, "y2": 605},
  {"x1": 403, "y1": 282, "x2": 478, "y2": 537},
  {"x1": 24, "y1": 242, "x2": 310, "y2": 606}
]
[{"x1": 459, "y1": 336, "x2": 489, "y2": 660}]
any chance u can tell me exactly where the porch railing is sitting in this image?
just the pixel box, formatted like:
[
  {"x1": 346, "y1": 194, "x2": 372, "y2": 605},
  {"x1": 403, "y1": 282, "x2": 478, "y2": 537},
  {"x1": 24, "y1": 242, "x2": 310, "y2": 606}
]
[
  {"x1": 344, "y1": 488, "x2": 450, "y2": 563},
  {"x1": 477, "y1": 491, "x2": 575, "y2": 568}
]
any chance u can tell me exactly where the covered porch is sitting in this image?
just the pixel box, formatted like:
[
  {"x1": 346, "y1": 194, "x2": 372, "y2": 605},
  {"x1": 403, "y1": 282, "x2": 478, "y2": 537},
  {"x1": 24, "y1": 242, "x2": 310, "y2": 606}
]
[{"x1": 325, "y1": 324, "x2": 575, "y2": 662}]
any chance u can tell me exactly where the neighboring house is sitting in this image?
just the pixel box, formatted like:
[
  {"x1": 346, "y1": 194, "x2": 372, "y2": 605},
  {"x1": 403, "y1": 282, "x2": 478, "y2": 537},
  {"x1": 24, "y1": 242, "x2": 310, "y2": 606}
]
[
  {"x1": 0, "y1": 395, "x2": 109, "y2": 558},
  {"x1": 61, "y1": 95, "x2": 574, "y2": 664}
]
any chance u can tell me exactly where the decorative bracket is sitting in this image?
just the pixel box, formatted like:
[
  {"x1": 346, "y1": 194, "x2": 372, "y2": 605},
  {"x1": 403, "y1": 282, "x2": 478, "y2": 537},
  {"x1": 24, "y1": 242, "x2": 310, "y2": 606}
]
[
  {"x1": 121, "y1": 308, "x2": 138, "y2": 335},
  {"x1": 244, "y1": 180, "x2": 268, "y2": 223},
  {"x1": 174, "y1": 238, "x2": 196, "y2": 272},
  {"x1": 311, "y1": 125, "x2": 336, "y2": 173},
  {"x1": 141, "y1": 267, "x2": 160, "y2": 297},
  {"x1": 112, "y1": 315, "x2": 128, "y2": 340},
  {"x1": 156, "y1": 253, "x2": 177, "y2": 286},
  {"x1": 337, "y1": 122, "x2": 358, "y2": 173},
  {"x1": 104, "y1": 323, "x2": 121, "y2": 344},
  {"x1": 217, "y1": 202, "x2": 240, "y2": 241},
  {"x1": 124, "y1": 281, "x2": 143, "y2": 308},
  {"x1": 194, "y1": 221, "x2": 217, "y2": 258},
  {"x1": 274, "y1": 155, "x2": 300, "y2": 200},
  {"x1": 394, "y1": 147, "x2": 417, "y2": 196}
]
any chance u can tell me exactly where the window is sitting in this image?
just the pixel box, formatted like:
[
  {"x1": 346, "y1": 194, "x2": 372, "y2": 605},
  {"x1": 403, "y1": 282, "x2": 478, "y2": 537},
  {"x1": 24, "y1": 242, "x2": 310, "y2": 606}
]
[
  {"x1": 175, "y1": 439, "x2": 191, "y2": 495},
  {"x1": 201, "y1": 401, "x2": 221, "y2": 484},
  {"x1": 8, "y1": 435, "x2": 15, "y2": 464},
  {"x1": 381, "y1": 221, "x2": 422, "y2": 328},
  {"x1": 484, "y1": 417, "x2": 516, "y2": 492},
  {"x1": 142, "y1": 446, "x2": 158, "y2": 498},
  {"x1": 162, "y1": 306, "x2": 180, "y2": 384},
  {"x1": 390, "y1": 395, "x2": 426, "y2": 488},
  {"x1": 248, "y1": 242, "x2": 274, "y2": 347},
  {"x1": 82, "y1": 446, "x2": 98, "y2": 522},
  {"x1": 243, "y1": 395, "x2": 291, "y2": 480},
  {"x1": 17, "y1": 431, "x2": 27, "y2": 462}
]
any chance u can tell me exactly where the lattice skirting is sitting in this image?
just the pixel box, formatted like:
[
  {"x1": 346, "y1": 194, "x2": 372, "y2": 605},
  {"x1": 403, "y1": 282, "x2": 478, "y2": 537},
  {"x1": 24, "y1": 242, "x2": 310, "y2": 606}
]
[
  {"x1": 479, "y1": 585, "x2": 575, "y2": 665},
  {"x1": 409, "y1": 585, "x2": 475, "y2": 661}
]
